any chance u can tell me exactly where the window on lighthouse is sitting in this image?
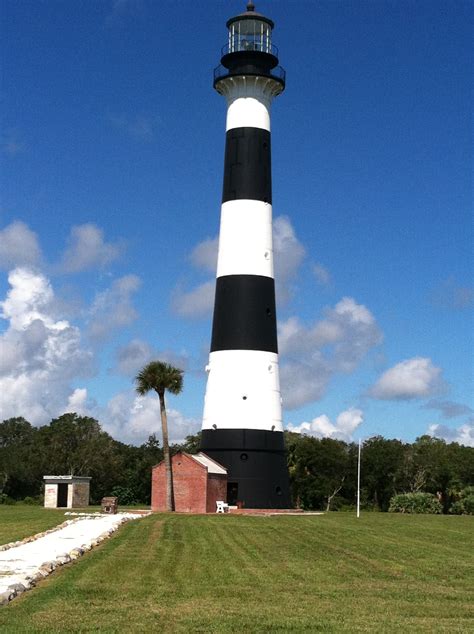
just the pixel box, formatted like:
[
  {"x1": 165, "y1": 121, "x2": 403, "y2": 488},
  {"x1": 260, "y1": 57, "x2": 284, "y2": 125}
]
[{"x1": 229, "y1": 20, "x2": 271, "y2": 53}]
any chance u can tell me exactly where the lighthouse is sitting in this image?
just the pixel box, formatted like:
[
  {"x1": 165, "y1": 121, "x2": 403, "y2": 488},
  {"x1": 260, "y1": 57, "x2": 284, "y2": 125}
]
[{"x1": 200, "y1": 3, "x2": 291, "y2": 509}]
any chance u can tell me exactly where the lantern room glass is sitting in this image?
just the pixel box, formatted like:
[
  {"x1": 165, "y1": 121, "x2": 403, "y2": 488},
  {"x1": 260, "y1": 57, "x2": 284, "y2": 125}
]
[{"x1": 228, "y1": 19, "x2": 272, "y2": 53}]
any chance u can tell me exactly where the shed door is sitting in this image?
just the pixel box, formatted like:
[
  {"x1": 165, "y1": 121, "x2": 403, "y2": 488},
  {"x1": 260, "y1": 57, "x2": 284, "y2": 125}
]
[{"x1": 57, "y1": 483, "x2": 69, "y2": 507}]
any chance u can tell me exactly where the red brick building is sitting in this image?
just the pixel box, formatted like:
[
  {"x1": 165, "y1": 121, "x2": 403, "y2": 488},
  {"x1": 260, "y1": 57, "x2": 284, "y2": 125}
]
[{"x1": 151, "y1": 452, "x2": 228, "y2": 513}]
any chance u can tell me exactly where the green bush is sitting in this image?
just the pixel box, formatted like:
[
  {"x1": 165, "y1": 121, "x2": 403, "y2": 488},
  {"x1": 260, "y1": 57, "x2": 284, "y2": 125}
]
[
  {"x1": 22, "y1": 496, "x2": 41, "y2": 505},
  {"x1": 110, "y1": 485, "x2": 138, "y2": 506},
  {"x1": 0, "y1": 493, "x2": 16, "y2": 505},
  {"x1": 449, "y1": 487, "x2": 474, "y2": 515},
  {"x1": 450, "y1": 501, "x2": 464, "y2": 515},
  {"x1": 336, "y1": 503, "x2": 357, "y2": 512},
  {"x1": 463, "y1": 495, "x2": 474, "y2": 515},
  {"x1": 389, "y1": 492, "x2": 442, "y2": 514}
]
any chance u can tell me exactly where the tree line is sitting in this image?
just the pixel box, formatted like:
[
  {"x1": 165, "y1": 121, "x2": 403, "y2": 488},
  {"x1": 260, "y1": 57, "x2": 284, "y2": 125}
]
[
  {"x1": 1, "y1": 413, "x2": 473, "y2": 512},
  {"x1": 0, "y1": 414, "x2": 163, "y2": 505},
  {"x1": 286, "y1": 432, "x2": 474, "y2": 513}
]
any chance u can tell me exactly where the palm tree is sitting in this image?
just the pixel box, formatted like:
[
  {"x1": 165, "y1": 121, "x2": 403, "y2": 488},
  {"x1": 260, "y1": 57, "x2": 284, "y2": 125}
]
[{"x1": 135, "y1": 361, "x2": 183, "y2": 511}]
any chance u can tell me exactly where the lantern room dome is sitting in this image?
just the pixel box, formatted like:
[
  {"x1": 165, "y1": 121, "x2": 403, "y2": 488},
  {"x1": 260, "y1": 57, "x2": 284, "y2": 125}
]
[{"x1": 226, "y1": 2, "x2": 275, "y2": 30}]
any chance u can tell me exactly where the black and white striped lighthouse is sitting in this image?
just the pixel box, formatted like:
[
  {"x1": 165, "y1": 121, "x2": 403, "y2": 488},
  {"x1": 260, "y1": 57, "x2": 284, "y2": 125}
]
[{"x1": 200, "y1": 3, "x2": 291, "y2": 509}]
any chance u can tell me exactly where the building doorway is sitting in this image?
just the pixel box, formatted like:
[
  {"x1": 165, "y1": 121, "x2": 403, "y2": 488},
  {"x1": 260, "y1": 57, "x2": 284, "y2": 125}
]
[
  {"x1": 227, "y1": 482, "x2": 238, "y2": 506},
  {"x1": 57, "y1": 483, "x2": 69, "y2": 507}
]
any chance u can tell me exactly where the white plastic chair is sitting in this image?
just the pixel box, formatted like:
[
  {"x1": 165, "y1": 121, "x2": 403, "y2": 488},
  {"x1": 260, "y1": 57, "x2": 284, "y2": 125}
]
[{"x1": 216, "y1": 501, "x2": 229, "y2": 513}]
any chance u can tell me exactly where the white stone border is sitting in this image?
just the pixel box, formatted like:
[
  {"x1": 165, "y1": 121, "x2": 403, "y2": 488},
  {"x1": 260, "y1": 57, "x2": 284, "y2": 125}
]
[{"x1": 0, "y1": 512, "x2": 151, "y2": 606}]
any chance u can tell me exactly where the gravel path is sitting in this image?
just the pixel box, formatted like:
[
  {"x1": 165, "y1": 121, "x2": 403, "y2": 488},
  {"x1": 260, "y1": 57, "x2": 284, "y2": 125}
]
[{"x1": 0, "y1": 512, "x2": 150, "y2": 606}]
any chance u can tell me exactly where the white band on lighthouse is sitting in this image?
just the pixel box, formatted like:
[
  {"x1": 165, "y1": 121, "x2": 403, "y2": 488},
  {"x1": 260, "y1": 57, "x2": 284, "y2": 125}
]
[
  {"x1": 216, "y1": 200, "x2": 274, "y2": 278},
  {"x1": 202, "y1": 350, "x2": 283, "y2": 432},
  {"x1": 217, "y1": 76, "x2": 282, "y2": 132}
]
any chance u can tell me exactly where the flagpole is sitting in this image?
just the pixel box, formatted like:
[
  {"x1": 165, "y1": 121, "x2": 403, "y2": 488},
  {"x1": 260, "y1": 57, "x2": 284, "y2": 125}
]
[{"x1": 357, "y1": 438, "x2": 361, "y2": 518}]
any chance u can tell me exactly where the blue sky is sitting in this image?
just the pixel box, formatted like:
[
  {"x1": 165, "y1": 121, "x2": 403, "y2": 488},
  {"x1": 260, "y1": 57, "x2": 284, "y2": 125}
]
[{"x1": 1, "y1": 0, "x2": 472, "y2": 446}]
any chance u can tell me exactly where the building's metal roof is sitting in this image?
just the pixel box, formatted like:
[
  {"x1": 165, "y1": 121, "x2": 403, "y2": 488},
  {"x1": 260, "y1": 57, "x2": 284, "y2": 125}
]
[
  {"x1": 43, "y1": 475, "x2": 92, "y2": 481},
  {"x1": 191, "y1": 453, "x2": 227, "y2": 475}
]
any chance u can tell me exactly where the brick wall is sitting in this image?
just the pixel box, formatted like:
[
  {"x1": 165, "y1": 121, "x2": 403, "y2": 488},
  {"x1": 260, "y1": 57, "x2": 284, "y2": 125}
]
[
  {"x1": 152, "y1": 454, "x2": 207, "y2": 513},
  {"x1": 152, "y1": 453, "x2": 228, "y2": 513},
  {"x1": 151, "y1": 463, "x2": 164, "y2": 511},
  {"x1": 206, "y1": 474, "x2": 227, "y2": 513}
]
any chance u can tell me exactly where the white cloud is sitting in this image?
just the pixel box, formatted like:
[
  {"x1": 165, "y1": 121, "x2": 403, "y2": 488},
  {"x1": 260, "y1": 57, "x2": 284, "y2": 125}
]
[
  {"x1": 105, "y1": 0, "x2": 144, "y2": 28},
  {"x1": 101, "y1": 391, "x2": 199, "y2": 444},
  {"x1": 280, "y1": 358, "x2": 333, "y2": 410},
  {"x1": 171, "y1": 238, "x2": 217, "y2": 317},
  {"x1": 279, "y1": 297, "x2": 382, "y2": 409},
  {"x1": 113, "y1": 338, "x2": 188, "y2": 377},
  {"x1": 369, "y1": 357, "x2": 443, "y2": 400},
  {"x1": 423, "y1": 399, "x2": 473, "y2": 419},
  {"x1": 63, "y1": 385, "x2": 198, "y2": 445},
  {"x1": 313, "y1": 263, "x2": 332, "y2": 287},
  {"x1": 128, "y1": 116, "x2": 155, "y2": 142},
  {"x1": 107, "y1": 112, "x2": 158, "y2": 142},
  {"x1": 60, "y1": 223, "x2": 122, "y2": 273},
  {"x1": 287, "y1": 407, "x2": 363, "y2": 441},
  {"x1": 2, "y1": 139, "x2": 25, "y2": 156},
  {"x1": 0, "y1": 221, "x2": 42, "y2": 270},
  {"x1": 189, "y1": 237, "x2": 219, "y2": 273},
  {"x1": 88, "y1": 274, "x2": 141, "y2": 340},
  {"x1": 273, "y1": 216, "x2": 306, "y2": 303},
  {"x1": 431, "y1": 277, "x2": 474, "y2": 310},
  {"x1": 171, "y1": 280, "x2": 215, "y2": 319},
  {"x1": 66, "y1": 388, "x2": 93, "y2": 416},
  {"x1": 0, "y1": 223, "x2": 193, "y2": 443},
  {"x1": 0, "y1": 267, "x2": 53, "y2": 330},
  {"x1": 0, "y1": 268, "x2": 93, "y2": 424},
  {"x1": 2, "y1": 129, "x2": 26, "y2": 156},
  {"x1": 114, "y1": 339, "x2": 154, "y2": 376},
  {"x1": 280, "y1": 297, "x2": 377, "y2": 358},
  {"x1": 2, "y1": 141, "x2": 25, "y2": 155},
  {"x1": 427, "y1": 422, "x2": 474, "y2": 447}
]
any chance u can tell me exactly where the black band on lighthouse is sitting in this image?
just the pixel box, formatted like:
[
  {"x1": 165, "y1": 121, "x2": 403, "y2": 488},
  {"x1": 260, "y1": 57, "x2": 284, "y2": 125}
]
[
  {"x1": 201, "y1": 429, "x2": 290, "y2": 509},
  {"x1": 222, "y1": 127, "x2": 272, "y2": 203},
  {"x1": 210, "y1": 275, "x2": 278, "y2": 353},
  {"x1": 202, "y1": 428, "x2": 286, "y2": 452}
]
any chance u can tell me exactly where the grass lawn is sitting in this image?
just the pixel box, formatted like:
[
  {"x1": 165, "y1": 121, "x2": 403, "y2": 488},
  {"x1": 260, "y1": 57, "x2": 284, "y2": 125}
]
[
  {"x1": 0, "y1": 506, "x2": 67, "y2": 544},
  {"x1": 0, "y1": 505, "x2": 149, "y2": 545},
  {"x1": 0, "y1": 512, "x2": 472, "y2": 632}
]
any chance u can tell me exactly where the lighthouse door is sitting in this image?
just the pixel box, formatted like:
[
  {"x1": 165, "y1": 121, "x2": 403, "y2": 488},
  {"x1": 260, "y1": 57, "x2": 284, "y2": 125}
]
[{"x1": 227, "y1": 482, "x2": 238, "y2": 506}]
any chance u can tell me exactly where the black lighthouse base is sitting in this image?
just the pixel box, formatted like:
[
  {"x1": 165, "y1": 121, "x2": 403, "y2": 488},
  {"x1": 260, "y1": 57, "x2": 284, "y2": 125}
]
[{"x1": 201, "y1": 429, "x2": 291, "y2": 509}]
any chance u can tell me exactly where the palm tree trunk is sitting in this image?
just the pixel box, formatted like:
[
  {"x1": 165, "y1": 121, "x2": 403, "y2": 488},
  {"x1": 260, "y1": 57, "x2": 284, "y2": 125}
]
[{"x1": 158, "y1": 390, "x2": 174, "y2": 511}]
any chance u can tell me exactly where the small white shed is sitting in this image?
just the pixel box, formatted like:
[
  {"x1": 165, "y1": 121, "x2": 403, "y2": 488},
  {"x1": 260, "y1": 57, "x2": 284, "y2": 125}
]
[{"x1": 43, "y1": 475, "x2": 91, "y2": 509}]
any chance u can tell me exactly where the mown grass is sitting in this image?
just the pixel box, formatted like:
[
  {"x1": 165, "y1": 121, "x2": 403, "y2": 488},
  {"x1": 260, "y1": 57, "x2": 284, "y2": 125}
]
[
  {"x1": 0, "y1": 505, "x2": 149, "y2": 545},
  {"x1": 0, "y1": 506, "x2": 67, "y2": 544},
  {"x1": 0, "y1": 512, "x2": 473, "y2": 632}
]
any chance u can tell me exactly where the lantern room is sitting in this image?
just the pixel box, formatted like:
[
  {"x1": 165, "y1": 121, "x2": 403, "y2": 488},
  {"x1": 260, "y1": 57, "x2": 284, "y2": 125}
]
[
  {"x1": 214, "y1": 2, "x2": 285, "y2": 90},
  {"x1": 227, "y1": 3, "x2": 274, "y2": 54}
]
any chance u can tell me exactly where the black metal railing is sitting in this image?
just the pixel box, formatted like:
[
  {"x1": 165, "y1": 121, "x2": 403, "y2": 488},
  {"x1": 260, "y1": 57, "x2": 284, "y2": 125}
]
[
  {"x1": 221, "y1": 41, "x2": 279, "y2": 57},
  {"x1": 214, "y1": 63, "x2": 286, "y2": 85}
]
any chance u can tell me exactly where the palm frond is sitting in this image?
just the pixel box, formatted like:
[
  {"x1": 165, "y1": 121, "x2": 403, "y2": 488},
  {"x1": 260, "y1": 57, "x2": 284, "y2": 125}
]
[{"x1": 135, "y1": 360, "x2": 184, "y2": 396}]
